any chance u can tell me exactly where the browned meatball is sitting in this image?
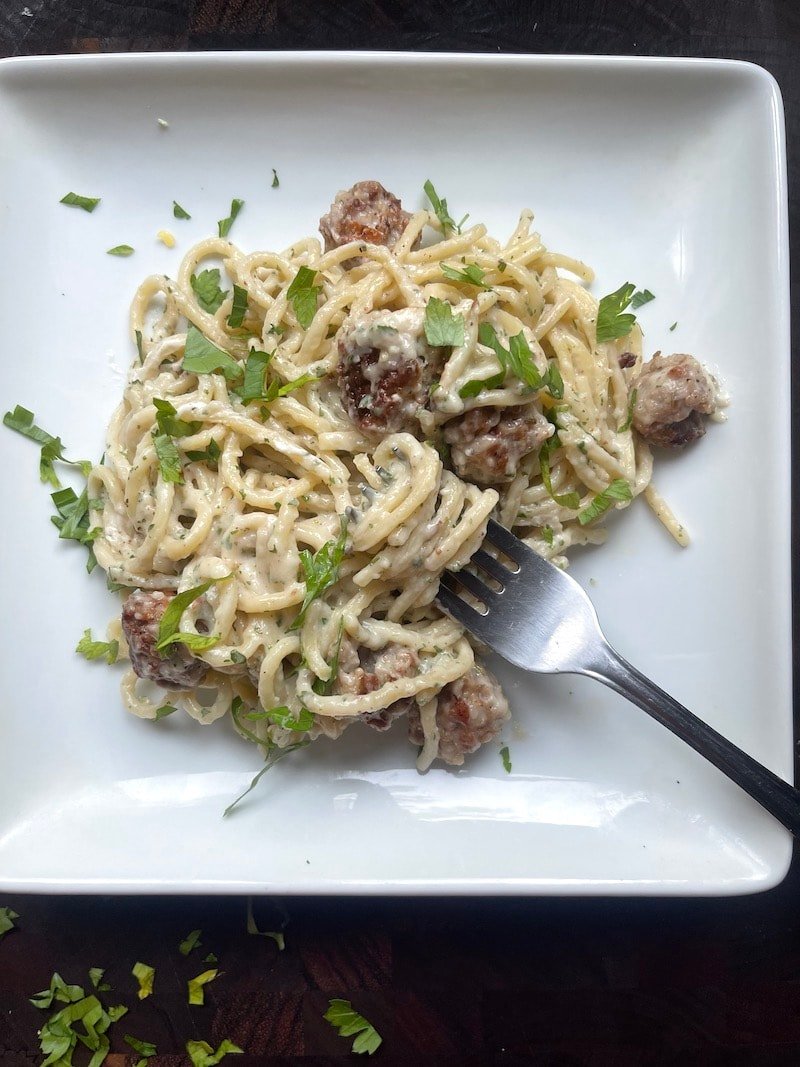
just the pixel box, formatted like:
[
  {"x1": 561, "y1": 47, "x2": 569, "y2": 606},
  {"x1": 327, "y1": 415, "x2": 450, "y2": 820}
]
[
  {"x1": 632, "y1": 352, "x2": 718, "y2": 448},
  {"x1": 408, "y1": 664, "x2": 510, "y2": 766},
  {"x1": 336, "y1": 639, "x2": 419, "y2": 731},
  {"x1": 320, "y1": 180, "x2": 415, "y2": 259},
  {"x1": 339, "y1": 308, "x2": 437, "y2": 435},
  {"x1": 443, "y1": 404, "x2": 553, "y2": 484},
  {"x1": 121, "y1": 589, "x2": 208, "y2": 691}
]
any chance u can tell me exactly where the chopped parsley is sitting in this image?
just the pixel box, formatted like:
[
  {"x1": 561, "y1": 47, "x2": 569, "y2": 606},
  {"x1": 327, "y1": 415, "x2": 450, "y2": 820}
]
[
  {"x1": 191, "y1": 268, "x2": 228, "y2": 314},
  {"x1": 51, "y1": 486, "x2": 100, "y2": 572},
  {"x1": 424, "y1": 296, "x2": 465, "y2": 348},
  {"x1": 60, "y1": 191, "x2": 100, "y2": 212},
  {"x1": 289, "y1": 518, "x2": 348, "y2": 630},
  {"x1": 155, "y1": 578, "x2": 221, "y2": 655},
  {"x1": 231, "y1": 349, "x2": 272, "y2": 402},
  {"x1": 226, "y1": 284, "x2": 248, "y2": 329},
  {"x1": 458, "y1": 371, "x2": 505, "y2": 399},
  {"x1": 173, "y1": 200, "x2": 191, "y2": 219},
  {"x1": 477, "y1": 323, "x2": 563, "y2": 398},
  {"x1": 423, "y1": 179, "x2": 467, "y2": 237},
  {"x1": 183, "y1": 325, "x2": 243, "y2": 382},
  {"x1": 538, "y1": 436, "x2": 580, "y2": 511},
  {"x1": 179, "y1": 929, "x2": 202, "y2": 956},
  {"x1": 185, "y1": 439, "x2": 221, "y2": 467},
  {"x1": 154, "y1": 704, "x2": 178, "y2": 720},
  {"x1": 186, "y1": 1038, "x2": 244, "y2": 1066},
  {"x1": 287, "y1": 266, "x2": 322, "y2": 329},
  {"x1": 500, "y1": 745, "x2": 512, "y2": 773},
  {"x1": 618, "y1": 388, "x2": 638, "y2": 433},
  {"x1": 217, "y1": 198, "x2": 244, "y2": 238},
  {"x1": 250, "y1": 705, "x2": 314, "y2": 732},
  {"x1": 153, "y1": 397, "x2": 201, "y2": 439},
  {"x1": 107, "y1": 244, "x2": 134, "y2": 257},
  {"x1": 152, "y1": 431, "x2": 184, "y2": 484},
  {"x1": 631, "y1": 288, "x2": 655, "y2": 309},
  {"x1": 670, "y1": 321, "x2": 678, "y2": 331},
  {"x1": 88, "y1": 968, "x2": 109, "y2": 991},
  {"x1": 135, "y1": 329, "x2": 144, "y2": 362},
  {"x1": 132, "y1": 962, "x2": 154, "y2": 1000},
  {"x1": 246, "y1": 897, "x2": 286, "y2": 950},
  {"x1": 0, "y1": 906, "x2": 18, "y2": 941},
  {"x1": 577, "y1": 479, "x2": 632, "y2": 525},
  {"x1": 124, "y1": 1033, "x2": 157, "y2": 1061},
  {"x1": 541, "y1": 525, "x2": 554, "y2": 546},
  {"x1": 75, "y1": 629, "x2": 119, "y2": 664},
  {"x1": 188, "y1": 969, "x2": 218, "y2": 1006},
  {"x1": 441, "y1": 261, "x2": 491, "y2": 290},
  {"x1": 324, "y1": 998, "x2": 382, "y2": 1056},
  {"x1": 596, "y1": 282, "x2": 638, "y2": 343},
  {"x1": 223, "y1": 737, "x2": 310, "y2": 816},
  {"x1": 3, "y1": 405, "x2": 91, "y2": 487},
  {"x1": 204, "y1": 953, "x2": 218, "y2": 964},
  {"x1": 32, "y1": 973, "x2": 126, "y2": 1067},
  {"x1": 271, "y1": 169, "x2": 279, "y2": 188}
]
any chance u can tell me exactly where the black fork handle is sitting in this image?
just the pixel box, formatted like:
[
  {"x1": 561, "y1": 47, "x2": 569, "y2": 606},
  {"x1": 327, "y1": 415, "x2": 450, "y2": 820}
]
[{"x1": 585, "y1": 641, "x2": 800, "y2": 837}]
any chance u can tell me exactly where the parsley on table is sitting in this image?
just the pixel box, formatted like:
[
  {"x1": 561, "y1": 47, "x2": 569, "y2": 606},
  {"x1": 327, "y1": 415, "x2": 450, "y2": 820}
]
[
  {"x1": 155, "y1": 578, "x2": 221, "y2": 655},
  {"x1": 60, "y1": 191, "x2": 100, "y2": 212},
  {"x1": 0, "y1": 906, "x2": 18, "y2": 941},
  {"x1": 191, "y1": 268, "x2": 229, "y2": 313},
  {"x1": 217, "y1": 198, "x2": 244, "y2": 238},
  {"x1": 227, "y1": 284, "x2": 248, "y2": 329},
  {"x1": 500, "y1": 745, "x2": 512, "y2": 773},
  {"x1": 324, "y1": 998, "x2": 382, "y2": 1056},
  {"x1": 441, "y1": 261, "x2": 492, "y2": 290},
  {"x1": 3, "y1": 405, "x2": 91, "y2": 487},
  {"x1": 173, "y1": 200, "x2": 191, "y2": 219},
  {"x1": 287, "y1": 266, "x2": 322, "y2": 329},
  {"x1": 179, "y1": 929, "x2": 202, "y2": 956},
  {"x1": 183, "y1": 325, "x2": 243, "y2": 382},
  {"x1": 188, "y1": 969, "x2": 218, "y2": 1005},
  {"x1": 88, "y1": 968, "x2": 109, "y2": 991},
  {"x1": 245, "y1": 896, "x2": 287, "y2": 950},
  {"x1": 107, "y1": 244, "x2": 134, "y2": 257},
  {"x1": 186, "y1": 1038, "x2": 243, "y2": 1066},
  {"x1": 423, "y1": 179, "x2": 468, "y2": 237},
  {"x1": 75, "y1": 629, "x2": 119, "y2": 665},
  {"x1": 132, "y1": 962, "x2": 154, "y2": 1000},
  {"x1": 577, "y1": 479, "x2": 632, "y2": 525},
  {"x1": 124, "y1": 1033, "x2": 157, "y2": 1063},
  {"x1": 424, "y1": 297, "x2": 465, "y2": 348},
  {"x1": 289, "y1": 518, "x2": 348, "y2": 630},
  {"x1": 596, "y1": 282, "x2": 640, "y2": 343}
]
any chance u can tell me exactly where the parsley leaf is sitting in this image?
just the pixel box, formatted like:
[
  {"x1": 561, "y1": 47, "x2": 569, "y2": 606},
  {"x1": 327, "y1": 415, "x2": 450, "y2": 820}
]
[
  {"x1": 107, "y1": 244, "x2": 134, "y2": 257},
  {"x1": 217, "y1": 198, "x2": 244, "y2": 238},
  {"x1": 50, "y1": 487, "x2": 100, "y2": 572},
  {"x1": 183, "y1": 325, "x2": 243, "y2": 382},
  {"x1": 155, "y1": 578, "x2": 221, "y2": 654},
  {"x1": 76, "y1": 629, "x2": 119, "y2": 665},
  {"x1": 3, "y1": 405, "x2": 91, "y2": 487},
  {"x1": 577, "y1": 479, "x2": 632, "y2": 525},
  {"x1": 191, "y1": 269, "x2": 228, "y2": 314},
  {"x1": 185, "y1": 439, "x2": 222, "y2": 467},
  {"x1": 125, "y1": 1033, "x2": 157, "y2": 1059},
  {"x1": 153, "y1": 397, "x2": 201, "y2": 439},
  {"x1": 458, "y1": 371, "x2": 505, "y2": 399},
  {"x1": 324, "y1": 998, "x2": 382, "y2": 1056},
  {"x1": 36, "y1": 988, "x2": 119, "y2": 1067},
  {"x1": 618, "y1": 388, "x2": 638, "y2": 433},
  {"x1": 424, "y1": 297, "x2": 465, "y2": 347},
  {"x1": 596, "y1": 282, "x2": 637, "y2": 343},
  {"x1": 132, "y1": 962, "x2": 154, "y2": 1000},
  {"x1": 538, "y1": 436, "x2": 580, "y2": 511},
  {"x1": 153, "y1": 432, "x2": 184, "y2": 484},
  {"x1": 186, "y1": 1038, "x2": 244, "y2": 1067},
  {"x1": 227, "y1": 284, "x2": 248, "y2": 329},
  {"x1": 179, "y1": 929, "x2": 202, "y2": 957},
  {"x1": 441, "y1": 261, "x2": 492, "y2": 290},
  {"x1": 271, "y1": 169, "x2": 279, "y2": 188},
  {"x1": 173, "y1": 200, "x2": 191, "y2": 219},
  {"x1": 0, "y1": 907, "x2": 18, "y2": 941},
  {"x1": 478, "y1": 323, "x2": 562, "y2": 397},
  {"x1": 500, "y1": 745, "x2": 512, "y2": 773},
  {"x1": 223, "y1": 738, "x2": 310, "y2": 816},
  {"x1": 232, "y1": 349, "x2": 272, "y2": 402},
  {"x1": 289, "y1": 518, "x2": 348, "y2": 630},
  {"x1": 60, "y1": 191, "x2": 100, "y2": 212},
  {"x1": 188, "y1": 969, "x2": 218, "y2": 1006},
  {"x1": 260, "y1": 371, "x2": 318, "y2": 404},
  {"x1": 287, "y1": 266, "x2": 322, "y2": 329},
  {"x1": 423, "y1": 179, "x2": 467, "y2": 237},
  {"x1": 631, "y1": 288, "x2": 655, "y2": 309},
  {"x1": 249, "y1": 705, "x2": 314, "y2": 732},
  {"x1": 31, "y1": 973, "x2": 85, "y2": 1010}
]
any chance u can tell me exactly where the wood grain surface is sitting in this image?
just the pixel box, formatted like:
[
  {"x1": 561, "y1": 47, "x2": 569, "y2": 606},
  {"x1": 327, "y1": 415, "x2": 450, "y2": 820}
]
[{"x1": 1, "y1": 1, "x2": 799, "y2": 1063}]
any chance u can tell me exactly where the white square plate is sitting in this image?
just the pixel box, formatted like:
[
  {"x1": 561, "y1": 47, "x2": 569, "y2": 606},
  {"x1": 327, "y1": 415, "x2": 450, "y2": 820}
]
[{"x1": 0, "y1": 52, "x2": 791, "y2": 894}]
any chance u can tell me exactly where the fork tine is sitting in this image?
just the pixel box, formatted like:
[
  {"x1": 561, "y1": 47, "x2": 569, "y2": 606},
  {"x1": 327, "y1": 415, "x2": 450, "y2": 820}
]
[
  {"x1": 437, "y1": 577, "x2": 490, "y2": 631},
  {"x1": 446, "y1": 566, "x2": 499, "y2": 604},
  {"x1": 486, "y1": 518, "x2": 527, "y2": 563},
  {"x1": 472, "y1": 548, "x2": 513, "y2": 585}
]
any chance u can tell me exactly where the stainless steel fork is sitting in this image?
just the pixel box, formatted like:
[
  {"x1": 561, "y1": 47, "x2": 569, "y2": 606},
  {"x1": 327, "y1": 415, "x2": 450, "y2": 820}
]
[{"x1": 438, "y1": 519, "x2": 800, "y2": 837}]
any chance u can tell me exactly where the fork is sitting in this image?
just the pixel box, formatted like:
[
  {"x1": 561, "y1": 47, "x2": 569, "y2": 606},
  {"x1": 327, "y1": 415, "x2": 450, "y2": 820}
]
[{"x1": 438, "y1": 519, "x2": 800, "y2": 837}]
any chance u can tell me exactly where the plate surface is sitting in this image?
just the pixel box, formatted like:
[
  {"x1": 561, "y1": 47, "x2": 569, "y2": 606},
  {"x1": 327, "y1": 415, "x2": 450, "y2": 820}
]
[{"x1": 0, "y1": 52, "x2": 790, "y2": 894}]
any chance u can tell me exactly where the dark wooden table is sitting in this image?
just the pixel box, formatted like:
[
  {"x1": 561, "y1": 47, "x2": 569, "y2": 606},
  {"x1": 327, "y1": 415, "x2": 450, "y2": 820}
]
[{"x1": 1, "y1": 3, "x2": 799, "y2": 1064}]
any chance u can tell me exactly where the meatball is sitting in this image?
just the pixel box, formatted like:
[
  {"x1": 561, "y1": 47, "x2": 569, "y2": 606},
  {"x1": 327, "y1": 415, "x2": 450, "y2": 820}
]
[
  {"x1": 339, "y1": 308, "x2": 437, "y2": 435},
  {"x1": 121, "y1": 589, "x2": 208, "y2": 690},
  {"x1": 632, "y1": 352, "x2": 718, "y2": 448},
  {"x1": 320, "y1": 180, "x2": 416, "y2": 260},
  {"x1": 408, "y1": 664, "x2": 510, "y2": 766},
  {"x1": 443, "y1": 404, "x2": 553, "y2": 484},
  {"x1": 336, "y1": 639, "x2": 419, "y2": 731}
]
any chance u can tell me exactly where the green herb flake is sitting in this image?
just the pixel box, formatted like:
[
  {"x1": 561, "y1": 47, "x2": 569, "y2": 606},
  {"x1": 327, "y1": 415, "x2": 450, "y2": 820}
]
[
  {"x1": 183, "y1": 325, "x2": 243, "y2": 382},
  {"x1": 232, "y1": 349, "x2": 272, "y2": 403},
  {"x1": 618, "y1": 388, "x2": 638, "y2": 433},
  {"x1": 76, "y1": 628, "x2": 119, "y2": 665},
  {"x1": 155, "y1": 577, "x2": 221, "y2": 655},
  {"x1": 132, "y1": 962, "x2": 155, "y2": 1000},
  {"x1": 60, "y1": 191, "x2": 100, "y2": 212},
  {"x1": 0, "y1": 907, "x2": 19, "y2": 941},
  {"x1": 631, "y1": 288, "x2": 655, "y2": 309},
  {"x1": 541, "y1": 525, "x2": 554, "y2": 547},
  {"x1": 245, "y1": 898, "x2": 286, "y2": 949},
  {"x1": 191, "y1": 268, "x2": 228, "y2": 314},
  {"x1": 271, "y1": 169, "x2": 279, "y2": 188},
  {"x1": 153, "y1": 397, "x2": 202, "y2": 439},
  {"x1": 3, "y1": 405, "x2": 91, "y2": 487},
  {"x1": 424, "y1": 296, "x2": 465, "y2": 348},
  {"x1": 289, "y1": 518, "x2": 348, "y2": 630},
  {"x1": 154, "y1": 704, "x2": 178, "y2": 721},
  {"x1": 107, "y1": 244, "x2": 134, "y2": 257},
  {"x1": 324, "y1": 998, "x2": 382, "y2": 1056},
  {"x1": 596, "y1": 282, "x2": 638, "y2": 343},
  {"x1": 478, "y1": 323, "x2": 560, "y2": 397},
  {"x1": 577, "y1": 478, "x2": 633, "y2": 526},
  {"x1": 458, "y1": 371, "x2": 505, "y2": 399},
  {"x1": 227, "y1": 284, "x2": 248, "y2": 329},
  {"x1": 287, "y1": 266, "x2": 322, "y2": 330},
  {"x1": 31, "y1": 973, "x2": 85, "y2": 1010},
  {"x1": 35, "y1": 986, "x2": 118, "y2": 1067},
  {"x1": 124, "y1": 1034, "x2": 157, "y2": 1059},
  {"x1": 217, "y1": 198, "x2": 244, "y2": 238},
  {"x1": 441, "y1": 261, "x2": 491, "y2": 290},
  {"x1": 204, "y1": 952, "x2": 218, "y2": 964},
  {"x1": 259, "y1": 705, "x2": 314, "y2": 732},
  {"x1": 135, "y1": 329, "x2": 145, "y2": 362},
  {"x1": 670, "y1": 321, "x2": 678, "y2": 331},
  {"x1": 88, "y1": 968, "x2": 109, "y2": 991},
  {"x1": 188, "y1": 969, "x2": 218, "y2": 1006},
  {"x1": 179, "y1": 929, "x2": 202, "y2": 957},
  {"x1": 538, "y1": 437, "x2": 581, "y2": 511},
  {"x1": 423, "y1": 179, "x2": 467, "y2": 237},
  {"x1": 186, "y1": 1038, "x2": 244, "y2": 1067},
  {"x1": 173, "y1": 200, "x2": 191, "y2": 220},
  {"x1": 500, "y1": 745, "x2": 512, "y2": 773},
  {"x1": 50, "y1": 486, "x2": 100, "y2": 572},
  {"x1": 185, "y1": 438, "x2": 221, "y2": 467},
  {"x1": 498, "y1": 259, "x2": 507, "y2": 273}
]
